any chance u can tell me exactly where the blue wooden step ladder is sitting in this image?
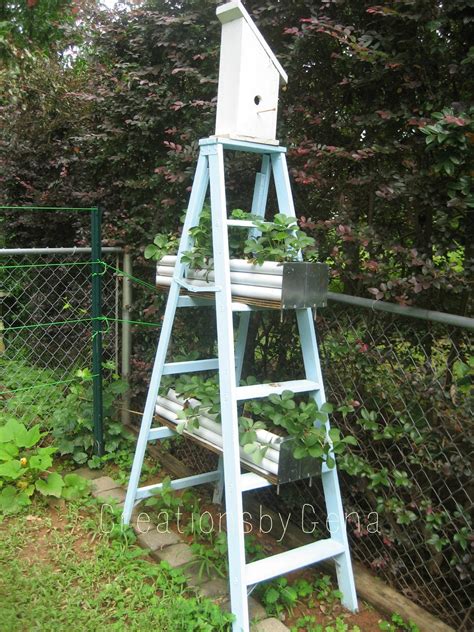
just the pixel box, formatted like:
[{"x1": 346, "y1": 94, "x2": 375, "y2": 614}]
[{"x1": 122, "y1": 137, "x2": 358, "y2": 631}]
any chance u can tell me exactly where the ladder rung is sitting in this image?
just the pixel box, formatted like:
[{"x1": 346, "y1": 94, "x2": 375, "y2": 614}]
[
  {"x1": 176, "y1": 278, "x2": 220, "y2": 293},
  {"x1": 245, "y1": 539, "x2": 345, "y2": 585},
  {"x1": 236, "y1": 379, "x2": 319, "y2": 401},
  {"x1": 148, "y1": 426, "x2": 175, "y2": 441},
  {"x1": 163, "y1": 359, "x2": 219, "y2": 375},
  {"x1": 226, "y1": 219, "x2": 255, "y2": 228},
  {"x1": 240, "y1": 472, "x2": 273, "y2": 492},
  {"x1": 135, "y1": 470, "x2": 221, "y2": 500},
  {"x1": 177, "y1": 296, "x2": 214, "y2": 308},
  {"x1": 231, "y1": 302, "x2": 272, "y2": 312}
]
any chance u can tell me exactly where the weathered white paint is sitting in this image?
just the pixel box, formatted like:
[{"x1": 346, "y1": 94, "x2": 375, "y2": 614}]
[{"x1": 214, "y1": 1, "x2": 288, "y2": 144}]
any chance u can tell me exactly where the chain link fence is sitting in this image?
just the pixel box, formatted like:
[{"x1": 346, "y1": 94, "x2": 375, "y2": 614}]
[
  {"x1": 276, "y1": 301, "x2": 472, "y2": 630},
  {"x1": 156, "y1": 296, "x2": 473, "y2": 630},
  {"x1": 0, "y1": 248, "x2": 121, "y2": 429}
]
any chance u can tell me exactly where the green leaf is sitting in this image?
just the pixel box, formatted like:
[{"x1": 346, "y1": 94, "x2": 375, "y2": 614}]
[
  {"x1": 264, "y1": 587, "x2": 280, "y2": 604},
  {"x1": 320, "y1": 402, "x2": 334, "y2": 413},
  {"x1": 0, "y1": 443, "x2": 19, "y2": 461},
  {"x1": 342, "y1": 436, "x2": 358, "y2": 446},
  {"x1": 35, "y1": 472, "x2": 64, "y2": 497},
  {"x1": 293, "y1": 445, "x2": 308, "y2": 460},
  {"x1": 144, "y1": 244, "x2": 158, "y2": 259},
  {"x1": 29, "y1": 451, "x2": 54, "y2": 471},
  {"x1": 0, "y1": 422, "x2": 16, "y2": 443},
  {"x1": 62, "y1": 473, "x2": 90, "y2": 500},
  {"x1": 243, "y1": 442, "x2": 257, "y2": 454},
  {"x1": 0, "y1": 485, "x2": 32, "y2": 514},
  {"x1": 14, "y1": 424, "x2": 42, "y2": 449},
  {"x1": 309, "y1": 445, "x2": 324, "y2": 458},
  {"x1": 0, "y1": 459, "x2": 23, "y2": 480},
  {"x1": 314, "y1": 412, "x2": 328, "y2": 423}
]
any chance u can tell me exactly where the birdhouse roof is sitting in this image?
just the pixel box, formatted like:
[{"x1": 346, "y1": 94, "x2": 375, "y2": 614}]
[{"x1": 216, "y1": 1, "x2": 288, "y2": 84}]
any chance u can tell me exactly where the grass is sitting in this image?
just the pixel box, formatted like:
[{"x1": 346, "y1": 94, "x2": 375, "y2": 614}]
[{"x1": 0, "y1": 498, "x2": 233, "y2": 631}]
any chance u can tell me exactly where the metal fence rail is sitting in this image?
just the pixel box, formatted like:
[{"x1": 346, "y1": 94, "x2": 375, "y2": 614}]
[{"x1": 162, "y1": 295, "x2": 473, "y2": 630}]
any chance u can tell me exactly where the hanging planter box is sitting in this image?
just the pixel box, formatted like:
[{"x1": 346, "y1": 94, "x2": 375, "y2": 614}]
[
  {"x1": 155, "y1": 389, "x2": 321, "y2": 484},
  {"x1": 156, "y1": 256, "x2": 328, "y2": 309}
]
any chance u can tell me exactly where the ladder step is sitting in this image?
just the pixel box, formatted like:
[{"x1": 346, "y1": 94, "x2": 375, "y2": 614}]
[
  {"x1": 135, "y1": 470, "x2": 221, "y2": 500},
  {"x1": 226, "y1": 219, "x2": 255, "y2": 228},
  {"x1": 163, "y1": 358, "x2": 219, "y2": 375},
  {"x1": 148, "y1": 426, "x2": 175, "y2": 441},
  {"x1": 245, "y1": 538, "x2": 345, "y2": 585},
  {"x1": 240, "y1": 472, "x2": 273, "y2": 492},
  {"x1": 177, "y1": 296, "x2": 214, "y2": 308},
  {"x1": 236, "y1": 379, "x2": 319, "y2": 401}
]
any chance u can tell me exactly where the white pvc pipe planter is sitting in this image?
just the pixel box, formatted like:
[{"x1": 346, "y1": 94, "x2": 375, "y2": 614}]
[
  {"x1": 156, "y1": 389, "x2": 283, "y2": 476},
  {"x1": 156, "y1": 256, "x2": 285, "y2": 304}
]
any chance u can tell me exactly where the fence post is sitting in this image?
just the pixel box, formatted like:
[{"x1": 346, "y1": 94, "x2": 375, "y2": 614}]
[
  {"x1": 91, "y1": 206, "x2": 104, "y2": 456},
  {"x1": 121, "y1": 252, "x2": 132, "y2": 426}
]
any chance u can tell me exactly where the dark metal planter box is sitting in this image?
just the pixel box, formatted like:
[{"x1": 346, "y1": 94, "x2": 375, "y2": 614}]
[{"x1": 282, "y1": 262, "x2": 328, "y2": 309}]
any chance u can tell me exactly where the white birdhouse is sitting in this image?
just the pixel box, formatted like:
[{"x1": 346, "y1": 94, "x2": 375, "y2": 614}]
[{"x1": 214, "y1": 1, "x2": 288, "y2": 145}]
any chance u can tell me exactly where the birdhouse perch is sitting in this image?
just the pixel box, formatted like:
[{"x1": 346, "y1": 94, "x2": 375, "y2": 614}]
[{"x1": 214, "y1": 0, "x2": 288, "y2": 145}]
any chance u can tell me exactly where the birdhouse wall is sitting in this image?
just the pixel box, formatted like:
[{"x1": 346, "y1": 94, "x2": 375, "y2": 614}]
[
  {"x1": 215, "y1": 18, "x2": 281, "y2": 144},
  {"x1": 237, "y1": 19, "x2": 280, "y2": 141},
  {"x1": 215, "y1": 19, "x2": 244, "y2": 140}
]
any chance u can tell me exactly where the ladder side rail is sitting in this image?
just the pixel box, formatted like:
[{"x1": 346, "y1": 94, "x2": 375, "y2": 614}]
[
  {"x1": 270, "y1": 152, "x2": 297, "y2": 219},
  {"x1": 122, "y1": 153, "x2": 210, "y2": 525},
  {"x1": 213, "y1": 312, "x2": 250, "y2": 505},
  {"x1": 270, "y1": 152, "x2": 306, "y2": 262},
  {"x1": 250, "y1": 154, "x2": 271, "y2": 231},
  {"x1": 208, "y1": 141, "x2": 250, "y2": 632},
  {"x1": 296, "y1": 308, "x2": 358, "y2": 611},
  {"x1": 213, "y1": 153, "x2": 272, "y2": 507},
  {"x1": 272, "y1": 150, "x2": 357, "y2": 611}
]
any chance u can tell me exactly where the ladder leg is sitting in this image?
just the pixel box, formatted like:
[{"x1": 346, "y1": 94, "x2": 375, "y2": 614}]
[
  {"x1": 212, "y1": 456, "x2": 225, "y2": 505},
  {"x1": 271, "y1": 152, "x2": 297, "y2": 218},
  {"x1": 213, "y1": 151, "x2": 268, "y2": 507},
  {"x1": 213, "y1": 311, "x2": 250, "y2": 505},
  {"x1": 122, "y1": 153, "x2": 210, "y2": 525},
  {"x1": 208, "y1": 142, "x2": 249, "y2": 632},
  {"x1": 322, "y1": 467, "x2": 358, "y2": 611},
  {"x1": 250, "y1": 154, "x2": 271, "y2": 222},
  {"x1": 235, "y1": 312, "x2": 251, "y2": 381},
  {"x1": 296, "y1": 308, "x2": 358, "y2": 611}
]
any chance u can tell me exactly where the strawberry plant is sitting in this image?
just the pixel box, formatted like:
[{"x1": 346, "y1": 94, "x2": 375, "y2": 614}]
[{"x1": 244, "y1": 213, "x2": 316, "y2": 264}]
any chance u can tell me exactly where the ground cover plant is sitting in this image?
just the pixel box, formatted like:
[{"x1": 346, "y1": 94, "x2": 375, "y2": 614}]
[
  {"x1": 139, "y1": 474, "x2": 420, "y2": 631},
  {"x1": 0, "y1": 416, "x2": 89, "y2": 515},
  {"x1": 0, "y1": 498, "x2": 234, "y2": 631},
  {"x1": 0, "y1": 358, "x2": 132, "y2": 469}
]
